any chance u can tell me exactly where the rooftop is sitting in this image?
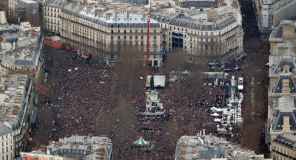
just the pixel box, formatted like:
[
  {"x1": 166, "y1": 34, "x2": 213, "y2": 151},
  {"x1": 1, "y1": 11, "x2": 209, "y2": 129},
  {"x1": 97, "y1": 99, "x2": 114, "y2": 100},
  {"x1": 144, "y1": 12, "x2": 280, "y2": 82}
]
[
  {"x1": 60, "y1": 0, "x2": 241, "y2": 30},
  {"x1": 1, "y1": 22, "x2": 42, "y2": 66},
  {"x1": 273, "y1": 133, "x2": 296, "y2": 149},
  {"x1": 23, "y1": 135, "x2": 112, "y2": 160},
  {"x1": 175, "y1": 134, "x2": 256, "y2": 160},
  {"x1": 0, "y1": 74, "x2": 30, "y2": 136}
]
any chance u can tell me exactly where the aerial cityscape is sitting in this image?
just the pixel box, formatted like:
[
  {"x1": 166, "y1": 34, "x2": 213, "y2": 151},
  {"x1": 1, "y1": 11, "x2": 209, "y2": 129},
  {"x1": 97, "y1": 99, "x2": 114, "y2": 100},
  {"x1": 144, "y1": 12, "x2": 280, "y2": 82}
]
[{"x1": 0, "y1": 0, "x2": 295, "y2": 159}]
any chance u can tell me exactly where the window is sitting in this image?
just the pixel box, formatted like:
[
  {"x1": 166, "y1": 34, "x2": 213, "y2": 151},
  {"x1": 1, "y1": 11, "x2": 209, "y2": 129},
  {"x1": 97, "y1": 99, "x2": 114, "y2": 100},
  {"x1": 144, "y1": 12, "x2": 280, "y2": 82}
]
[
  {"x1": 141, "y1": 36, "x2": 143, "y2": 39},
  {"x1": 118, "y1": 30, "x2": 120, "y2": 33},
  {"x1": 118, "y1": 36, "x2": 120, "y2": 39},
  {"x1": 141, "y1": 30, "x2": 143, "y2": 33},
  {"x1": 124, "y1": 36, "x2": 126, "y2": 39},
  {"x1": 130, "y1": 36, "x2": 132, "y2": 39},
  {"x1": 130, "y1": 30, "x2": 132, "y2": 33},
  {"x1": 15, "y1": 67, "x2": 17, "y2": 70},
  {"x1": 111, "y1": 36, "x2": 113, "y2": 39},
  {"x1": 154, "y1": 36, "x2": 156, "y2": 39}
]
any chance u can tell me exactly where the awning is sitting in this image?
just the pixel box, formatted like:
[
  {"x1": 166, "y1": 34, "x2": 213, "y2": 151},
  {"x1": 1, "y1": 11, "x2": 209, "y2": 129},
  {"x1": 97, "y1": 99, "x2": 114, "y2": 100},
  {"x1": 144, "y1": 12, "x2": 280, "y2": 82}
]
[{"x1": 30, "y1": 107, "x2": 38, "y2": 123}]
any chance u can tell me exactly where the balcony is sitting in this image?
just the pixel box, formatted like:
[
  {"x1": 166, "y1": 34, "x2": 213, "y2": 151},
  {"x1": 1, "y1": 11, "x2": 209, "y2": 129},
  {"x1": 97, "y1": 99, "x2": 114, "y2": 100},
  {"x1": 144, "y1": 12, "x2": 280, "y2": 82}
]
[{"x1": 225, "y1": 34, "x2": 236, "y2": 41}]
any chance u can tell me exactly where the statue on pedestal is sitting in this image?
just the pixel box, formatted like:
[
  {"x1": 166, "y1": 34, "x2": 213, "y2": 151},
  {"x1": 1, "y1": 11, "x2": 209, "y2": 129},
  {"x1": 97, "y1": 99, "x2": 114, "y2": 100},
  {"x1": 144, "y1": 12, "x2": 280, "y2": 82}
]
[{"x1": 150, "y1": 75, "x2": 155, "y2": 90}]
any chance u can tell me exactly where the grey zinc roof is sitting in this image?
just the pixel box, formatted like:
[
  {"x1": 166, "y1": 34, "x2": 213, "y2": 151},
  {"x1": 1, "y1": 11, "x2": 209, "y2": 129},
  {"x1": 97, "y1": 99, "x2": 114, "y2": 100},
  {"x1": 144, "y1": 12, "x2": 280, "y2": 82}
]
[
  {"x1": 4, "y1": 33, "x2": 19, "y2": 42},
  {"x1": 0, "y1": 25, "x2": 20, "y2": 35},
  {"x1": 0, "y1": 125, "x2": 14, "y2": 136},
  {"x1": 271, "y1": 26, "x2": 283, "y2": 38},
  {"x1": 272, "y1": 60, "x2": 296, "y2": 74},
  {"x1": 273, "y1": 111, "x2": 296, "y2": 130},
  {"x1": 179, "y1": 0, "x2": 215, "y2": 8},
  {"x1": 273, "y1": 75, "x2": 296, "y2": 93},
  {"x1": 45, "y1": 0, "x2": 63, "y2": 8},
  {"x1": 151, "y1": 12, "x2": 179, "y2": 24},
  {"x1": 274, "y1": 134, "x2": 296, "y2": 146}
]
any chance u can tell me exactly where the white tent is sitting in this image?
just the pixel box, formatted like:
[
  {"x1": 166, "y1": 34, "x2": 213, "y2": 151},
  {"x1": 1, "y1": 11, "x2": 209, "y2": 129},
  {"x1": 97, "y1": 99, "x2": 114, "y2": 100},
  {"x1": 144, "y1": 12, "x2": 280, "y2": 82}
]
[
  {"x1": 133, "y1": 137, "x2": 150, "y2": 146},
  {"x1": 210, "y1": 113, "x2": 220, "y2": 117}
]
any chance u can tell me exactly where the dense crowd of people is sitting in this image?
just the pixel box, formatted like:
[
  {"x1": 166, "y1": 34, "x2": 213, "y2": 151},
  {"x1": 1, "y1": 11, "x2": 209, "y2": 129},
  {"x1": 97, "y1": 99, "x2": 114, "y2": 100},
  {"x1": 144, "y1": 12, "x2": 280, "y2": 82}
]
[{"x1": 32, "y1": 0, "x2": 271, "y2": 159}]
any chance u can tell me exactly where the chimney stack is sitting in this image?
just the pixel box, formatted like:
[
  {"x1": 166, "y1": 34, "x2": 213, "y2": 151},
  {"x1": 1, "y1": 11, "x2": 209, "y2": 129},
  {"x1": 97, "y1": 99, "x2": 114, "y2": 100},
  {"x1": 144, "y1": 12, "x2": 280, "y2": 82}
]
[
  {"x1": 143, "y1": 13, "x2": 146, "y2": 22},
  {"x1": 106, "y1": 13, "x2": 112, "y2": 21},
  {"x1": 115, "y1": 8, "x2": 118, "y2": 22},
  {"x1": 127, "y1": 11, "x2": 130, "y2": 22}
]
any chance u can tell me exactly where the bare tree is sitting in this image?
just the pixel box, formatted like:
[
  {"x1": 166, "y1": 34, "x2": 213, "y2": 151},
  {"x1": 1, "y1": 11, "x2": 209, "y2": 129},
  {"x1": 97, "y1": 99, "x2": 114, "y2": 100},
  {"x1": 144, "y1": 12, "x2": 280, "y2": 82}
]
[{"x1": 114, "y1": 45, "x2": 145, "y2": 99}]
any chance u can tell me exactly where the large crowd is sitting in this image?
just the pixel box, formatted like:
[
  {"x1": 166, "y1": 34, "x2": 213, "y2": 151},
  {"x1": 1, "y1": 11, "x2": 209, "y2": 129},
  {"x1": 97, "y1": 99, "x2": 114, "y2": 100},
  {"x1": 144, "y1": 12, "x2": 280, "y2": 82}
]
[{"x1": 33, "y1": 0, "x2": 271, "y2": 159}]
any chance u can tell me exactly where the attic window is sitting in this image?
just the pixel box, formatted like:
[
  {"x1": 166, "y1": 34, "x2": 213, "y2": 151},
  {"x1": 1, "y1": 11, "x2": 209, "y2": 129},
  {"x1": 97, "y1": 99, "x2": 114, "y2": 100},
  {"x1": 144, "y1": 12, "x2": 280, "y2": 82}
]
[
  {"x1": 135, "y1": 18, "x2": 137, "y2": 20},
  {"x1": 118, "y1": 18, "x2": 120, "y2": 20},
  {"x1": 130, "y1": 18, "x2": 132, "y2": 20},
  {"x1": 141, "y1": 18, "x2": 143, "y2": 20},
  {"x1": 124, "y1": 18, "x2": 126, "y2": 20}
]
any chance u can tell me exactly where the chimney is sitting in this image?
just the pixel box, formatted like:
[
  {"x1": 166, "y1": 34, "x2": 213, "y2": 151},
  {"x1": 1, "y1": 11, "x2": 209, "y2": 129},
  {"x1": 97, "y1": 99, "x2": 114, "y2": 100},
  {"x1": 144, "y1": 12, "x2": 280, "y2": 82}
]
[
  {"x1": 207, "y1": 11, "x2": 217, "y2": 22},
  {"x1": 63, "y1": 0, "x2": 69, "y2": 7},
  {"x1": 106, "y1": 13, "x2": 112, "y2": 21},
  {"x1": 115, "y1": 12, "x2": 117, "y2": 22},
  {"x1": 282, "y1": 65, "x2": 291, "y2": 94},
  {"x1": 282, "y1": 78, "x2": 290, "y2": 94},
  {"x1": 86, "y1": 7, "x2": 91, "y2": 14},
  {"x1": 78, "y1": 4, "x2": 84, "y2": 12},
  {"x1": 282, "y1": 22, "x2": 296, "y2": 40},
  {"x1": 282, "y1": 116, "x2": 291, "y2": 132},
  {"x1": 71, "y1": 2, "x2": 75, "y2": 9},
  {"x1": 95, "y1": 9, "x2": 104, "y2": 17},
  {"x1": 143, "y1": 13, "x2": 146, "y2": 22},
  {"x1": 127, "y1": 11, "x2": 130, "y2": 22}
]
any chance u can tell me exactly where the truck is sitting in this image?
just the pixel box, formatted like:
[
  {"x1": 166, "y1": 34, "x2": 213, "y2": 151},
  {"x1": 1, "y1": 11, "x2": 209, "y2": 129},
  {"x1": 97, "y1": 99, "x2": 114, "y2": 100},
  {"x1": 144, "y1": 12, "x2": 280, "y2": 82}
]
[{"x1": 238, "y1": 77, "x2": 243, "y2": 91}]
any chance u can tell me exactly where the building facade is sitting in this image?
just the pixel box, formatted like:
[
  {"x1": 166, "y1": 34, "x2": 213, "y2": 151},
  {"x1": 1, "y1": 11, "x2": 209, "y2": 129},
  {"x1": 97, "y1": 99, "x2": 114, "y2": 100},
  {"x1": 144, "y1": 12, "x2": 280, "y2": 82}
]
[
  {"x1": 0, "y1": 74, "x2": 33, "y2": 160},
  {"x1": 43, "y1": 0, "x2": 244, "y2": 66},
  {"x1": 266, "y1": 20, "x2": 296, "y2": 147},
  {"x1": 20, "y1": 135, "x2": 112, "y2": 160},
  {"x1": 253, "y1": 0, "x2": 296, "y2": 35},
  {"x1": 271, "y1": 134, "x2": 296, "y2": 160}
]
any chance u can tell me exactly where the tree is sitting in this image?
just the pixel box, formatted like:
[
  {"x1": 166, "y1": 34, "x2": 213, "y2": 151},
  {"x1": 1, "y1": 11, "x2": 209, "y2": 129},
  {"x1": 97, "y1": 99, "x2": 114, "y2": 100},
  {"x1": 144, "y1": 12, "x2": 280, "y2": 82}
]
[{"x1": 114, "y1": 45, "x2": 145, "y2": 99}]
